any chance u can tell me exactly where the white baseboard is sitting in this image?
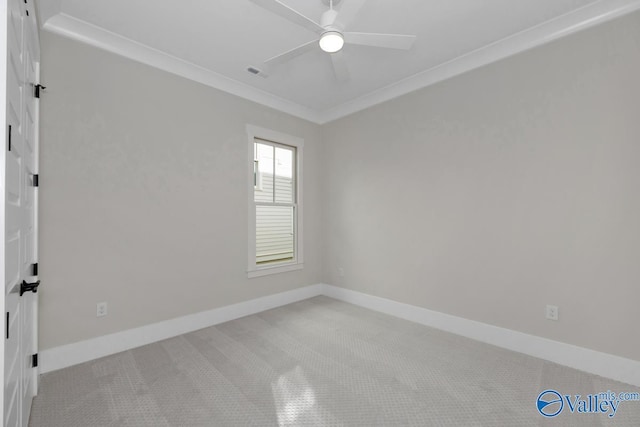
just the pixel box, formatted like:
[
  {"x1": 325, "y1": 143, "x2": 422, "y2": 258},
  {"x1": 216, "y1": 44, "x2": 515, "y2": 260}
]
[
  {"x1": 40, "y1": 284, "x2": 323, "y2": 373},
  {"x1": 41, "y1": 282, "x2": 640, "y2": 388},
  {"x1": 322, "y1": 284, "x2": 640, "y2": 387}
]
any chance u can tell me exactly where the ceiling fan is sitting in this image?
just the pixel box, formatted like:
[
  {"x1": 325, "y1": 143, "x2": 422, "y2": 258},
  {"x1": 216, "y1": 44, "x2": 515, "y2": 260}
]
[{"x1": 249, "y1": 0, "x2": 417, "y2": 81}]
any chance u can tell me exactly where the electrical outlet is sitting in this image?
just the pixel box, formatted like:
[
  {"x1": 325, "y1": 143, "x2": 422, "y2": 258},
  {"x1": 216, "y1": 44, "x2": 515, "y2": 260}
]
[
  {"x1": 546, "y1": 305, "x2": 559, "y2": 321},
  {"x1": 97, "y1": 302, "x2": 108, "y2": 317},
  {"x1": 338, "y1": 267, "x2": 345, "y2": 278}
]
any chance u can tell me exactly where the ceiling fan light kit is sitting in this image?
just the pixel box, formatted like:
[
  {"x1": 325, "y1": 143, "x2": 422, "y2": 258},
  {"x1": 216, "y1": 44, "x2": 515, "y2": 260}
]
[
  {"x1": 319, "y1": 31, "x2": 344, "y2": 53},
  {"x1": 250, "y1": 0, "x2": 416, "y2": 81}
]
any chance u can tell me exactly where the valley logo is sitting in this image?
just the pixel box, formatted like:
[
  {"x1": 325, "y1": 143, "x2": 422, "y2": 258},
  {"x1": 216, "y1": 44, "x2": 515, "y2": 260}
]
[{"x1": 537, "y1": 389, "x2": 640, "y2": 418}]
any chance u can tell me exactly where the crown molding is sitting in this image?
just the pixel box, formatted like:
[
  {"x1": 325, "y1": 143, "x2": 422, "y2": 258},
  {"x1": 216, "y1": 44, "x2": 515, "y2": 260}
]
[
  {"x1": 34, "y1": 0, "x2": 62, "y2": 29},
  {"x1": 42, "y1": 13, "x2": 323, "y2": 124},
  {"x1": 40, "y1": 0, "x2": 640, "y2": 125},
  {"x1": 317, "y1": 0, "x2": 640, "y2": 124}
]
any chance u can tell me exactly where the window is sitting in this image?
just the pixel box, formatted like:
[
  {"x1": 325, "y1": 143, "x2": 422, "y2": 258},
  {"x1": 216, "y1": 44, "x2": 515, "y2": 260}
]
[{"x1": 247, "y1": 125, "x2": 303, "y2": 277}]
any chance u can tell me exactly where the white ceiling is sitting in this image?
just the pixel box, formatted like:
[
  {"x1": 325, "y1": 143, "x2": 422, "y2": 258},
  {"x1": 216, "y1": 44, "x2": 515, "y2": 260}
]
[{"x1": 36, "y1": 0, "x2": 640, "y2": 123}]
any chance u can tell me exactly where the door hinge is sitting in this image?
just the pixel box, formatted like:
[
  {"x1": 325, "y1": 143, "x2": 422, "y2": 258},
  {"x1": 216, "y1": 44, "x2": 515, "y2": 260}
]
[
  {"x1": 32, "y1": 174, "x2": 39, "y2": 187},
  {"x1": 7, "y1": 125, "x2": 11, "y2": 151},
  {"x1": 5, "y1": 312, "x2": 9, "y2": 340},
  {"x1": 32, "y1": 354, "x2": 38, "y2": 368},
  {"x1": 34, "y1": 84, "x2": 46, "y2": 99},
  {"x1": 20, "y1": 280, "x2": 40, "y2": 296},
  {"x1": 31, "y1": 263, "x2": 38, "y2": 276}
]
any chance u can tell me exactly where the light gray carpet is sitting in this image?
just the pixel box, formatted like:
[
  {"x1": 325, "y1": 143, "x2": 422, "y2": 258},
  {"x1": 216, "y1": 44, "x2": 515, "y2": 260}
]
[{"x1": 29, "y1": 296, "x2": 640, "y2": 426}]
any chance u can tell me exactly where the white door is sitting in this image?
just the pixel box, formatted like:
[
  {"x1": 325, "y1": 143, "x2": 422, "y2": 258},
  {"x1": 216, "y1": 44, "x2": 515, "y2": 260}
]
[{"x1": 3, "y1": 0, "x2": 40, "y2": 425}]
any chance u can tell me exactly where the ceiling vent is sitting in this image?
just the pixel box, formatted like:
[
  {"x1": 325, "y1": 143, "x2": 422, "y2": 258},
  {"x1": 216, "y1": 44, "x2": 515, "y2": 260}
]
[{"x1": 247, "y1": 66, "x2": 268, "y2": 78}]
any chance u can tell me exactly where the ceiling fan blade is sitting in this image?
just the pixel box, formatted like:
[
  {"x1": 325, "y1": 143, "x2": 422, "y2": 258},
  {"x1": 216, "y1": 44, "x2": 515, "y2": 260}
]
[
  {"x1": 250, "y1": 0, "x2": 324, "y2": 34},
  {"x1": 264, "y1": 40, "x2": 318, "y2": 68},
  {"x1": 330, "y1": 51, "x2": 350, "y2": 82},
  {"x1": 344, "y1": 32, "x2": 416, "y2": 50},
  {"x1": 335, "y1": 0, "x2": 367, "y2": 29}
]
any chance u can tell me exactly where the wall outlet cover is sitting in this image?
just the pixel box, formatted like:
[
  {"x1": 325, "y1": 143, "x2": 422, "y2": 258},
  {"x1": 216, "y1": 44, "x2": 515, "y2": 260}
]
[
  {"x1": 546, "y1": 305, "x2": 559, "y2": 321},
  {"x1": 97, "y1": 302, "x2": 108, "y2": 317}
]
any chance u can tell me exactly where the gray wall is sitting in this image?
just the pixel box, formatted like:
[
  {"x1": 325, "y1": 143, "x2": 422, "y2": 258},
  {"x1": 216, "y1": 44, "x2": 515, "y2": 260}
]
[
  {"x1": 322, "y1": 12, "x2": 640, "y2": 361},
  {"x1": 40, "y1": 10, "x2": 640, "y2": 363},
  {"x1": 39, "y1": 33, "x2": 323, "y2": 351}
]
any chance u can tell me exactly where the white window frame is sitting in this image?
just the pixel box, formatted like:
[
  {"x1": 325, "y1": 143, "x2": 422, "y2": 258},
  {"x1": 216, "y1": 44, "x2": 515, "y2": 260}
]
[{"x1": 247, "y1": 124, "x2": 304, "y2": 278}]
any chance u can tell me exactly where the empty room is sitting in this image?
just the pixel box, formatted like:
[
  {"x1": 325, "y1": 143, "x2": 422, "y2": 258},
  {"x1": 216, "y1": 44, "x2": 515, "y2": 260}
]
[{"x1": 1, "y1": 0, "x2": 640, "y2": 425}]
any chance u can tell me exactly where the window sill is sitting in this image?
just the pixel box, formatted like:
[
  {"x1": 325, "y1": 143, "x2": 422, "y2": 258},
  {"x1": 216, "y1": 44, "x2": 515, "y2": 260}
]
[{"x1": 248, "y1": 263, "x2": 304, "y2": 278}]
